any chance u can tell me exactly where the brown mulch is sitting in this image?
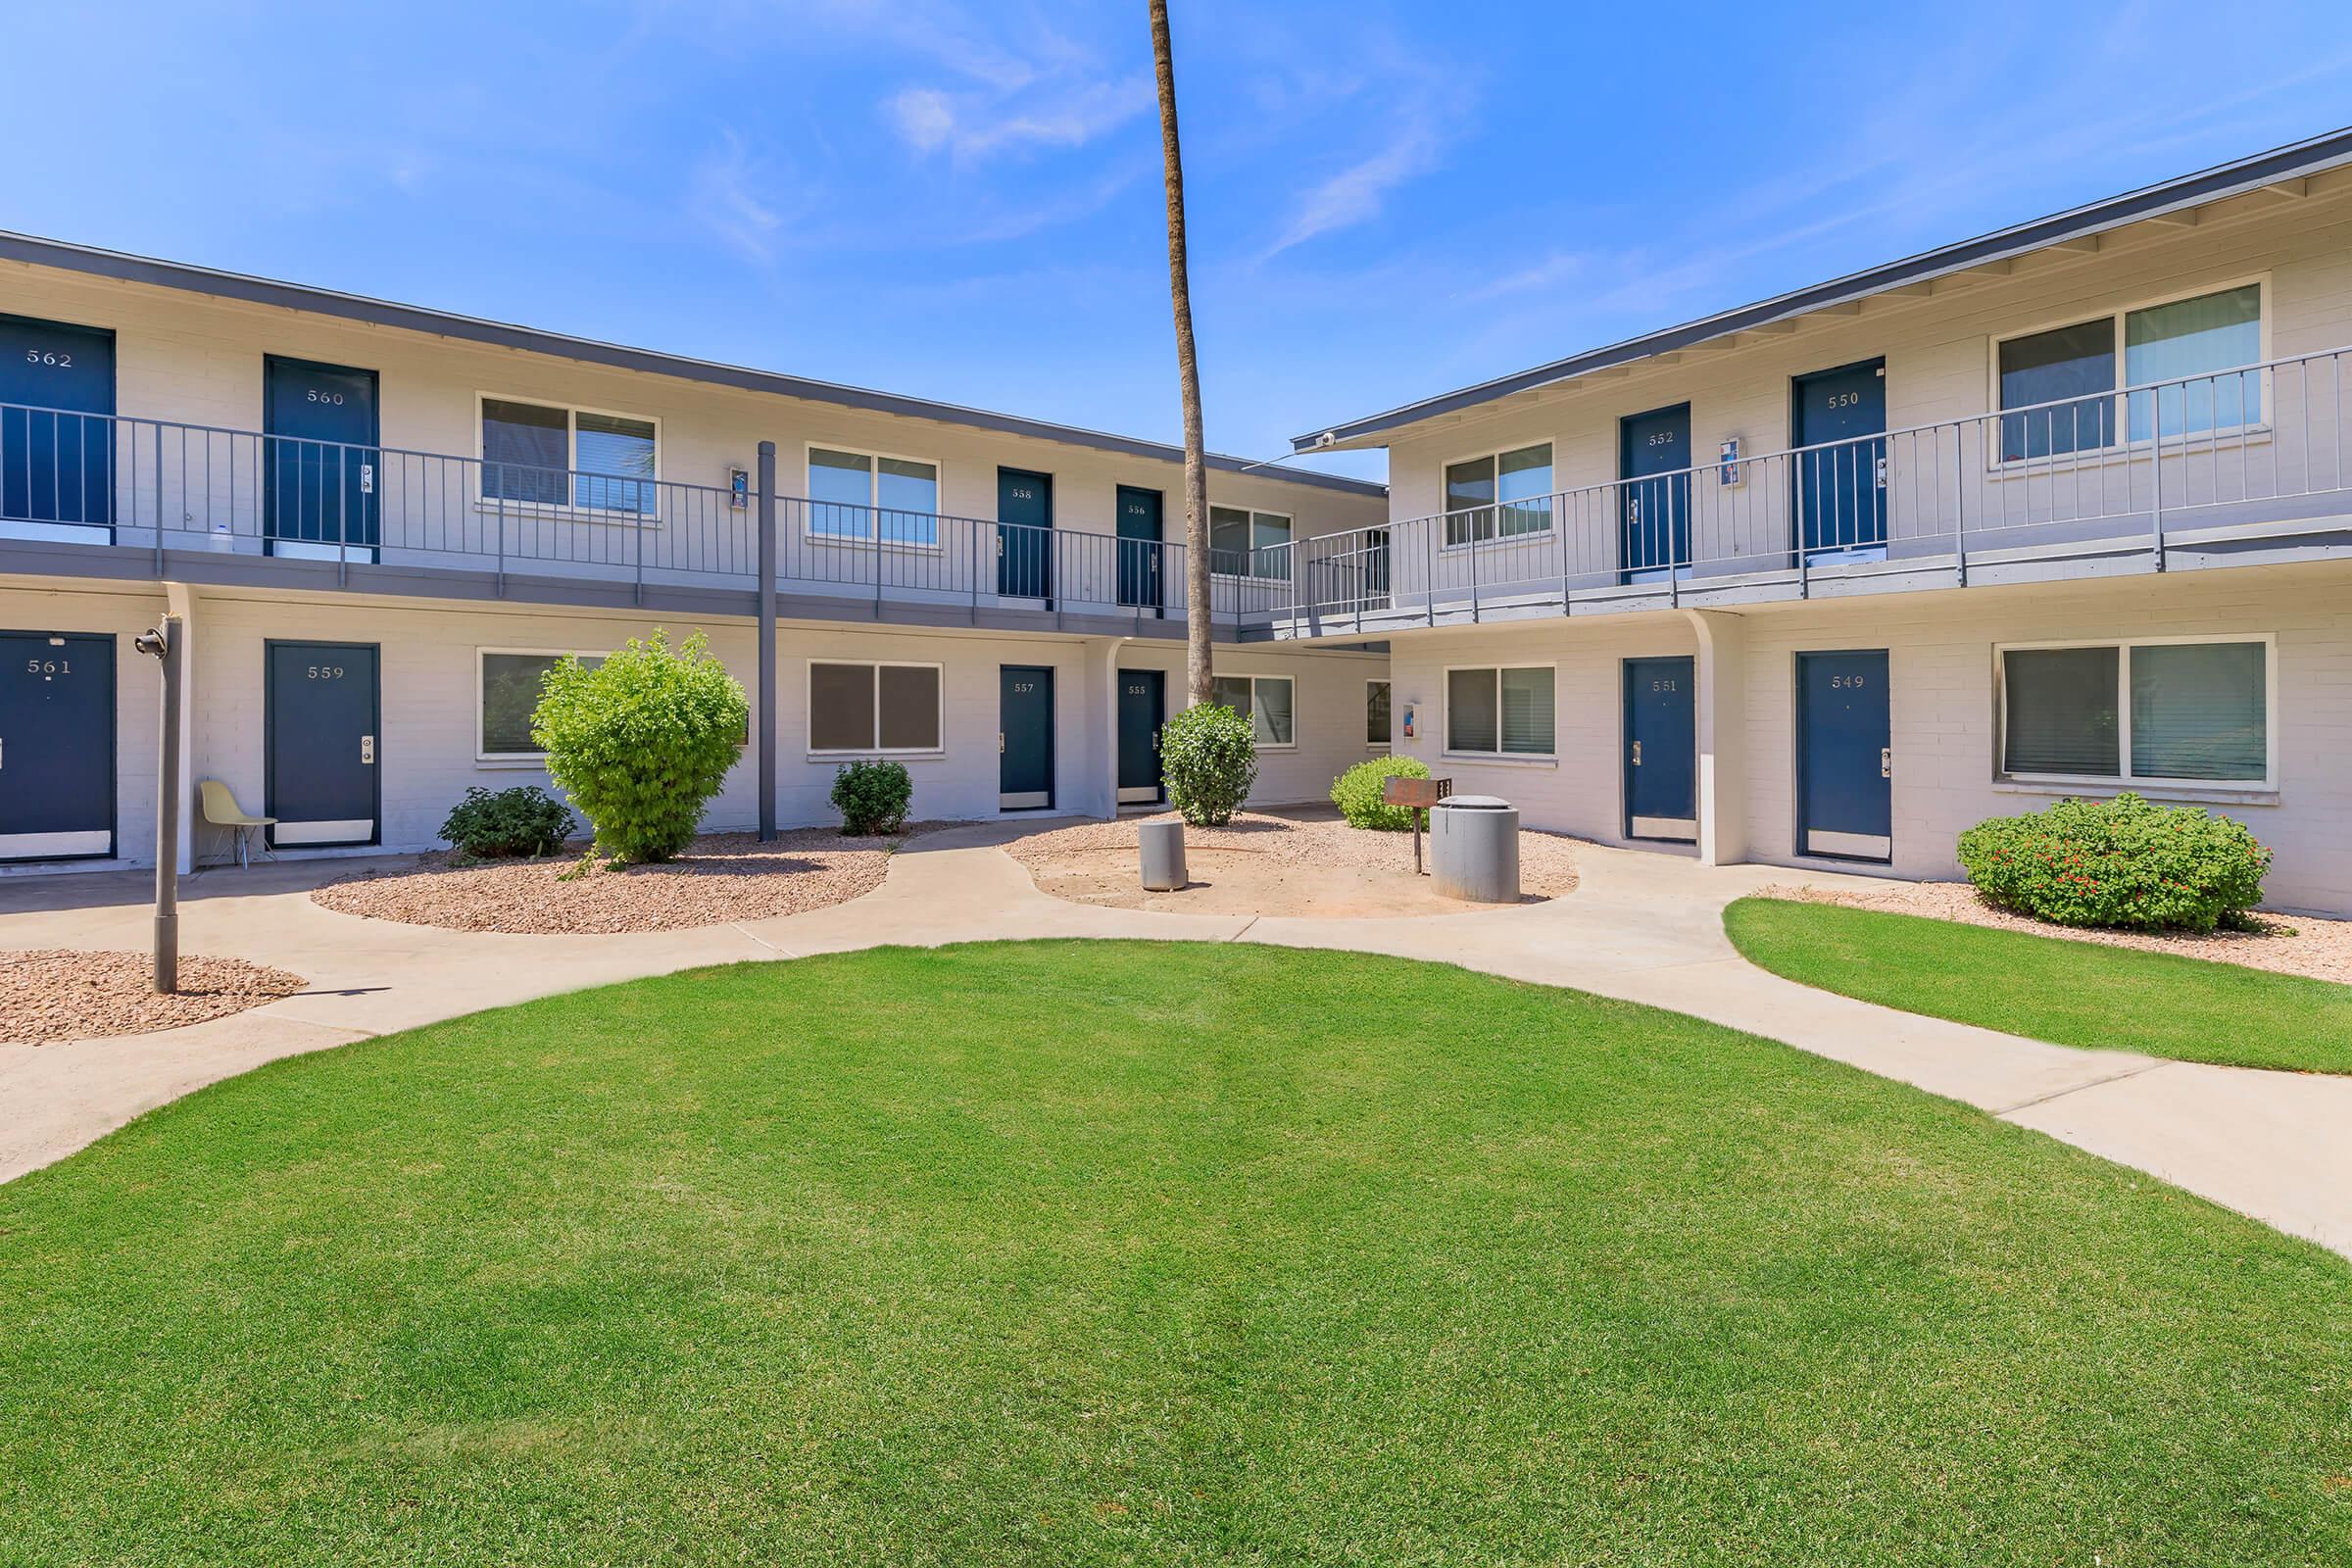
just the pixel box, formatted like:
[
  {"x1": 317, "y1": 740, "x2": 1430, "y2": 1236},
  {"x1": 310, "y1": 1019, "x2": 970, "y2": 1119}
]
[
  {"x1": 1004, "y1": 808, "x2": 1579, "y2": 917},
  {"x1": 2, "y1": 950, "x2": 309, "y2": 1045},
  {"x1": 1759, "y1": 879, "x2": 2352, "y2": 985},
  {"x1": 311, "y1": 827, "x2": 915, "y2": 935}
]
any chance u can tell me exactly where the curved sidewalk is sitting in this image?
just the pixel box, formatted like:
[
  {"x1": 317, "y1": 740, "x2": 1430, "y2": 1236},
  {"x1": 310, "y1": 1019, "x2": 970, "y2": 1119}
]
[{"x1": 3, "y1": 827, "x2": 2347, "y2": 1261}]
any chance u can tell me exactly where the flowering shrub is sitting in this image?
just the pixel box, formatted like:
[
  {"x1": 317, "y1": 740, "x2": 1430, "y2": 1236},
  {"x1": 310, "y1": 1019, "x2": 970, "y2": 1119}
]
[
  {"x1": 1329, "y1": 755, "x2": 1431, "y2": 830},
  {"x1": 1955, "y1": 793, "x2": 2270, "y2": 933},
  {"x1": 1160, "y1": 704, "x2": 1257, "y2": 826}
]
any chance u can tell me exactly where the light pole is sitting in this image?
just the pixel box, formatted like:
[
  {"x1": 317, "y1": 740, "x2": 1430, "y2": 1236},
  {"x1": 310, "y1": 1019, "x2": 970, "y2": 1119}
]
[{"x1": 133, "y1": 613, "x2": 181, "y2": 993}]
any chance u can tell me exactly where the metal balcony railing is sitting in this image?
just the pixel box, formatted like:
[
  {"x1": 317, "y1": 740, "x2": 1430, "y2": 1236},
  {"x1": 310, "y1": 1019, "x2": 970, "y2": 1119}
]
[
  {"x1": 0, "y1": 407, "x2": 1259, "y2": 626},
  {"x1": 1246, "y1": 344, "x2": 2352, "y2": 632}
]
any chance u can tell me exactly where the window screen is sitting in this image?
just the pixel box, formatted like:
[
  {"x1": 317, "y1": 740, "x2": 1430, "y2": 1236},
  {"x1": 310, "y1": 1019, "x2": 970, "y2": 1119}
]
[
  {"x1": 1998, "y1": 320, "x2": 2116, "y2": 461},
  {"x1": 2126, "y1": 284, "x2": 2261, "y2": 440},
  {"x1": 1210, "y1": 674, "x2": 1253, "y2": 715},
  {"x1": 1367, "y1": 681, "x2": 1392, "y2": 745},
  {"x1": 2003, "y1": 647, "x2": 2120, "y2": 776},
  {"x1": 2131, "y1": 642, "x2": 2266, "y2": 781},
  {"x1": 809, "y1": 448, "x2": 875, "y2": 539},
  {"x1": 809, "y1": 662, "x2": 876, "y2": 752},
  {"x1": 1251, "y1": 677, "x2": 1294, "y2": 746},
  {"x1": 877, "y1": 664, "x2": 941, "y2": 751},
  {"x1": 573, "y1": 412, "x2": 656, "y2": 514},
  {"x1": 1499, "y1": 666, "x2": 1554, "y2": 755},
  {"x1": 482, "y1": 399, "x2": 569, "y2": 505},
  {"x1": 876, "y1": 457, "x2": 940, "y2": 547},
  {"x1": 1447, "y1": 668, "x2": 1498, "y2": 753}
]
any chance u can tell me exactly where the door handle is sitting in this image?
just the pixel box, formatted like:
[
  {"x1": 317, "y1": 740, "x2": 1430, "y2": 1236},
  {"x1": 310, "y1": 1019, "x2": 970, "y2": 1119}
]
[
  {"x1": 999, "y1": 731, "x2": 1005, "y2": 754},
  {"x1": 1631, "y1": 740, "x2": 1642, "y2": 766},
  {"x1": 1880, "y1": 747, "x2": 1891, "y2": 779},
  {"x1": 362, "y1": 734, "x2": 376, "y2": 765}
]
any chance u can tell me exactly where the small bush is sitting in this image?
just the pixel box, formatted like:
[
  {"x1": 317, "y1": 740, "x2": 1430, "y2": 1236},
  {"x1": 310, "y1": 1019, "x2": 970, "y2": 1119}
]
[
  {"x1": 1160, "y1": 704, "x2": 1257, "y2": 826},
  {"x1": 438, "y1": 785, "x2": 574, "y2": 859},
  {"x1": 832, "y1": 760, "x2": 913, "y2": 835},
  {"x1": 1330, "y1": 755, "x2": 1431, "y2": 830},
  {"x1": 532, "y1": 629, "x2": 750, "y2": 863},
  {"x1": 1955, "y1": 792, "x2": 2270, "y2": 933}
]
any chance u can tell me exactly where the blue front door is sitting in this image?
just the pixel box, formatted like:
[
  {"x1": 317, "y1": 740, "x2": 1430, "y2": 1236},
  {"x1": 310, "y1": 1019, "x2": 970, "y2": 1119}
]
[
  {"x1": 264, "y1": 357, "x2": 380, "y2": 559},
  {"x1": 1117, "y1": 667, "x2": 1165, "y2": 804},
  {"x1": 0, "y1": 630, "x2": 115, "y2": 859},
  {"x1": 267, "y1": 641, "x2": 380, "y2": 847},
  {"x1": 1623, "y1": 656, "x2": 1696, "y2": 842},
  {"x1": 998, "y1": 468, "x2": 1054, "y2": 601},
  {"x1": 1620, "y1": 404, "x2": 1690, "y2": 582},
  {"x1": 1797, "y1": 650, "x2": 1890, "y2": 861},
  {"x1": 0, "y1": 313, "x2": 115, "y2": 542},
  {"x1": 1000, "y1": 664, "x2": 1055, "y2": 808},
  {"x1": 1792, "y1": 359, "x2": 1886, "y2": 561},
  {"x1": 1116, "y1": 485, "x2": 1163, "y2": 613}
]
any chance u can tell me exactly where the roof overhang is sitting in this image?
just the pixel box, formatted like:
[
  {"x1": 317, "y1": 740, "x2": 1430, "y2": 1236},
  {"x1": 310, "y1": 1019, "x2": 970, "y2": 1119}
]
[{"x1": 1293, "y1": 125, "x2": 2352, "y2": 454}]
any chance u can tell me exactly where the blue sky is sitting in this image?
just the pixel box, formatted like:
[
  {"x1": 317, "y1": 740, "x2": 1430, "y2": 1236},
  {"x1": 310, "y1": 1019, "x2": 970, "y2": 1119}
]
[{"x1": 6, "y1": 2, "x2": 2351, "y2": 481}]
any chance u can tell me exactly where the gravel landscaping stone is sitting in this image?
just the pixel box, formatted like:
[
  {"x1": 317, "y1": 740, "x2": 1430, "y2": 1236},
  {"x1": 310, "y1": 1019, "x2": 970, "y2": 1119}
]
[
  {"x1": 2, "y1": 950, "x2": 308, "y2": 1045},
  {"x1": 1005, "y1": 808, "x2": 1579, "y2": 916},
  {"x1": 1762, "y1": 879, "x2": 2352, "y2": 985},
  {"x1": 312, "y1": 828, "x2": 913, "y2": 935}
]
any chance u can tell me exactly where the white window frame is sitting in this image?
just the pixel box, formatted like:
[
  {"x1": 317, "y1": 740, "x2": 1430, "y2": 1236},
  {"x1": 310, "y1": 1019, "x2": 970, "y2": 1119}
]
[
  {"x1": 1207, "y1": 505, "x2": 1295, "y2": 581},
  {"x1": 1442, "y1": 662, "x2": 1558, "y2": 760},
  {"x1": 1209, "y1": 672, "x2": 1298, "y2": 750},
  {"x1": 1993, "y1": 633, "x2": 2277, "y2": 791},
  {"x1": 475, "y1": 646, "x2": 604, "y2": 765},
  {"x1": 1366, "y1": 677, "x2": 1393, "y2": 751},
  {"x1": 474, "y1": 393, "x2": 662, "y2": 522},
  {"x1": 803, "y1": 441, "x2": 944, "y2": 550},
  {"x1": 1984, "y1": 274, "x2": 2272, "y2": 467},
  {"x1": 1442, "y1": 440, "x2": 1557, "y2": 551},
  {"x1": 806, "y1": 659, "x2": 947, "y2": 758}
]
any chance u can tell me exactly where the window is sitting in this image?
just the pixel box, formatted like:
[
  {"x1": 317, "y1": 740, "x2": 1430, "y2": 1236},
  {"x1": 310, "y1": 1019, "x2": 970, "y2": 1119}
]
[
  {"x1": 480, "y1": 398, "x2": 658, "y2": 514},
  {"x1": 1209, "y1": 673, "x2": 1296, "y2": 747},
  {"x1": 1209, "y1": 507, "x2": 1292, "y2": 578},
  {"x1": 808, "y1": 446, "x2": 940, "y2": 546},
  {"x1": 1366, "y1": 679, "x2": 1392, "y2": 747},
  {"x1": 478, "y1": 650, "x2": 605, "y2": 760},
  {"x1": 1445, "y1": 443, "x2": 1553, "y2": 546},
  {"x1": 1995, "y1": 282, "x2": 2263, "y2": 461},
  {"x1": 1999, "y1": 638, "x2": 2269, "y2": 786},
  {"x1": 808, "y1": 662, "x2": 942, "y2": 754},
  {"x1": 1446, "y1": 665, "x2": 1554, "y2": 756}
]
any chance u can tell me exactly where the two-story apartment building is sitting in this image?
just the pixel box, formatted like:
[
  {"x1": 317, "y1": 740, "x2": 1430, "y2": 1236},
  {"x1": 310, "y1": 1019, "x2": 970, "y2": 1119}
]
[
  {"x1": 1273, "y1": 128, "x2": 2352, "y2": 914},
  {"x1": 0, "y1": 237, "x2": 1390, "y2": 870}
]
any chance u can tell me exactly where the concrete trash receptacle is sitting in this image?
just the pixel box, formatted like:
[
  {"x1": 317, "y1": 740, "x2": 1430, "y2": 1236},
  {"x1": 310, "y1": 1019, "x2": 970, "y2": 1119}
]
[
  {"x1": 1139, "y1": 820, "x2": 1187, "y2": 891},
  {"x1": 1429, "y1": 796, "x2": 1519, "y2": 903}
]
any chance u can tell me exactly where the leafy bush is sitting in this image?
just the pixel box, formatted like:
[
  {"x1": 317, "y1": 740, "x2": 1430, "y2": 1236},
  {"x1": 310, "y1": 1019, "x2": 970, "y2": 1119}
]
[
  {"x1": 1955, "y1": 792, "x2": 2270, "y2": 933},
  {"x1": 1160, "y1": 703, "x2": 1258, "y2": 826},
  {"x1": 438, "y1": 785, "x2": 574, "y2": 859},
  {"x1": 532, "y1": 629, "x2": 750, "y2": 863},
  {"x1": 831, "y1": 760, "x2": 913, "y2": 835},
  {"x1": 1330, "y1": 755, "x2": 1431, "y2": 830}
]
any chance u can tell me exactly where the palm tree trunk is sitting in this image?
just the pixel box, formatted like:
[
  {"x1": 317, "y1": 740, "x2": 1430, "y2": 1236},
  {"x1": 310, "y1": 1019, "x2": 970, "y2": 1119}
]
[{"x1": 1150, "y1": 0, "x2": 1213, "y2": 708}]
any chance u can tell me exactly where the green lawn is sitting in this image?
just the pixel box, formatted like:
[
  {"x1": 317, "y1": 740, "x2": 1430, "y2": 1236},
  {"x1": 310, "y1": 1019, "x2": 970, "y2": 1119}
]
[
  {"x1": 3, "y1": 942, "x2": 2348, "y2": 1566},
  {"x1": 1725, "y1": 897, "x2": 2352, "y2": 1074}
]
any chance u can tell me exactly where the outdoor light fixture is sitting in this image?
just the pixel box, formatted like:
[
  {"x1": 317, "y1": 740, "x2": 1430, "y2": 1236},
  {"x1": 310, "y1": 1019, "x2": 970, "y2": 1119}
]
[{"x1": 134, "y1": 619, "x2": 182, "y2": 993}]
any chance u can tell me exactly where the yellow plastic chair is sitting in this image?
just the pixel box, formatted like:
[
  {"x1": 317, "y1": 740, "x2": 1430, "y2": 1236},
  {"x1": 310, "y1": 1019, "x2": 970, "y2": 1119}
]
[{"x1": 199, "y1": 779, "x2": 274, "y2": 868}]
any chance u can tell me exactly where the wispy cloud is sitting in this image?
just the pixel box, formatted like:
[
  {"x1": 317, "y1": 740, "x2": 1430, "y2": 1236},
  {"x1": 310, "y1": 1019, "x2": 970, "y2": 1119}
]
[
  {"x1": 1262, "y1": 111, "x2": 1445, "y2": 258},
  {"x1": 1250, "y1": 30, "x2": 1469, "y2": 261},
  {"x1": 687, "y1": 131, "x2": 790, "y2": 264},
  {"x1": 884, "y1": 72, "x2": 1152, "y2": 161}
]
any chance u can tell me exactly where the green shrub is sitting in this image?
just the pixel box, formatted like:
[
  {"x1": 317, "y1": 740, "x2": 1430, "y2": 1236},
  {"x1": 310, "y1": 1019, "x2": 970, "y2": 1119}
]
[
  {"x1": 531, "y1": 629, "x2": 749, "y2": 863},
  {"x1": 438, "y1": 785, "x2": 574, "y2": 859},
  {"x1": 1330, "y1": 755, "x2": 1431, "y2": 830},
  {"x1": 831, "y1": 760, "x2": 913, "y2": 835},
  {"x1": 1955, "y1": 792, "x2": 2271, "y2": 933},
  {"x1": 1160, "y1": 703, "x2": 1258, "y2": 826}
]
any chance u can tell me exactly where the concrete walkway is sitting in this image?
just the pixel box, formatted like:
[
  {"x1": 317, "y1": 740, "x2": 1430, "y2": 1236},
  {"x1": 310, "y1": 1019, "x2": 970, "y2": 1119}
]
[{"x1": 4, "y1": 828, "x2": 2348, "y2": 1262}]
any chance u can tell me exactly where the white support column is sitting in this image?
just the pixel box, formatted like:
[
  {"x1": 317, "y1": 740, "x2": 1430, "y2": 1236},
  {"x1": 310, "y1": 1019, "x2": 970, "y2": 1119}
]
[
  {"x1": 1683, "y1": 608, "x2": 1748, "y2": 867},
  {"x1": 164, "y1": 581, "x2": 199, "y2": 874},
  {"x1": 1083, "y1": 637, "x2": 1129, "y2": 820}
]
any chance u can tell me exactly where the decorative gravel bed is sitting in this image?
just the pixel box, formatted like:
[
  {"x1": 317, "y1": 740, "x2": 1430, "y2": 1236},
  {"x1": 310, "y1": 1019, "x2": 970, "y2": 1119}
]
[
  {"x1": 1005, "y1": 809, "x2": 1578, "y2": 916},
  {"x1": 1760, "y1": 879, "x2": 2352, "y2": 985},
  {"x1": 2, "y1": 950, "x2": 309, "y2": 1045},
  {"x1": 313, "y1": 828, "x2": 914, "y2": 935}
]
